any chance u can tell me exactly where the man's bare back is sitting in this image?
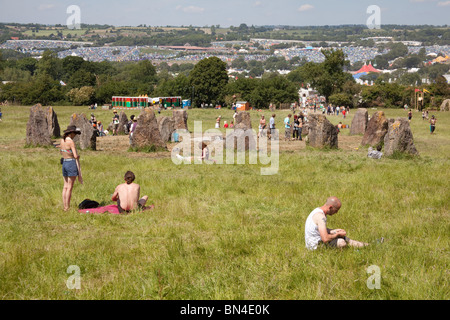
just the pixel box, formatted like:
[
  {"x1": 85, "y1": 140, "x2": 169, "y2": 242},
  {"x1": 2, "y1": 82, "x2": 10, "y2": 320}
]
[
  {"x1": 112, "y1": 171, "x2": 148, "y2": 212},
  {"x1": 112, "y1": 183, "x2": 141, "y2": 211}
]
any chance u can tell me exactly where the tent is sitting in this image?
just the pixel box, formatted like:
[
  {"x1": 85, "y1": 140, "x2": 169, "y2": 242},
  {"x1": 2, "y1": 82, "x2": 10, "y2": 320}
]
[
  {"x1": 354, "y1": 63, "x2": 381, "y2": 74},
  {"x1": 353, "y1": 72, "x2": 368, "y2": 79}
]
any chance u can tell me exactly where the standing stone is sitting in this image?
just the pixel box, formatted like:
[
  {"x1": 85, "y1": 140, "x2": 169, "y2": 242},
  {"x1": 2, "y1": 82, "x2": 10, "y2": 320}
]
[
  {"x1": 70, "y1": 113, "x2": 97, "y2": 150},
  {"x1": 384, "y1": 118, "x2": 419, "y2": 156},
  {"x1": 173, "y1": 110, "x2": 188, "y2": 131},
  {"x1": 117, "y1": 111, "x2": 129, "y2": 135},
  {"x1": 234, "y1": 112, "x2": 252, "y2": 130},
  {"x1": 132, "y1": 108, "x2": 167, "y2": 150},
  {"x1": 440, "y1": 99, "x2": 450, "y2": 112},
  {"x1": 26, "y1": 104, "x2": 52, "y2": 146},
  {"x1": 306, "y1": 114, "x2": 338, "y2": 149},
  {"x1": 157, "y1": 116, "x2": 175, "y2": 143},
  {"x1": 46, "y1": 106, "x2": 60, "y2": 138},
  {"x1": 361, "y1": 111, "x2": 389, "y2": 146},
  {"x1": 350, "y1": 108, "x2": 368, "y2": 135},
  {"x1": 225, "y1": 111, "x2": 256, "y2": 151}
]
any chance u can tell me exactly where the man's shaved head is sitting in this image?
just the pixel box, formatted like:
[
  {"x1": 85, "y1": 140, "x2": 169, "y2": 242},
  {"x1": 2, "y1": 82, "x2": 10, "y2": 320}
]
[{"x1": 325, "y1": 197, "x2": 341, "y2": 209}]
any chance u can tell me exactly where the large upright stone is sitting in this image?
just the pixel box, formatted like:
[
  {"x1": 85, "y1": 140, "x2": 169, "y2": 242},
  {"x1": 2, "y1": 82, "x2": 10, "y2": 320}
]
[
  {"x1": 173, "y1": 110, "x2": 188, "y2": 131},
  {"x1": 234, "y1": 112, "x2": 252, "y2": 130},
  {"x1": 70, "y1": 113, "x2": 97, "y2": 150},
  {"x1": 384, "y1": 118, "x2": 419, "y2": 156},
  {"x1": 117, "y1": 111, "x2": 129, "y2": 135},
  {"x1": 46, "y1": 106, "x2": 60, "y2": 138},
  {"x1": 26, "y1": 104, "x2": 52, "y2": 146},
  {"x1": 350, "y1": 108, "x2": 368, "y2": 135},
  {"x1": 157, "y1": 116, "x2": 175, "y2": 143},
  {"x1": 306, "y1": 114, "x2": 338, "y2": 149},
  {"x1": 440, "y1": 99, "x2": 450, "y2": 112},
  {"x1": 132, "y1": 108, "x2": 167, "y2": 150},
  {"x1": 361, "y1": 111, "x2": 389, "y2": 146},
  {"x1": 225, "y1": 111, "x2": 256, "y2": 151}
]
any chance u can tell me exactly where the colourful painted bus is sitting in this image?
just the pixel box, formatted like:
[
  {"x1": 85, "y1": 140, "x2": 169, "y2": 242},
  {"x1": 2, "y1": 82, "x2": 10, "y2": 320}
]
[
  {"x1": 112, "y1": 96, "x2": 149, "y2": 108},
  {"x1": 151, "y1": 96, "x2": 182, "y2": 108}
]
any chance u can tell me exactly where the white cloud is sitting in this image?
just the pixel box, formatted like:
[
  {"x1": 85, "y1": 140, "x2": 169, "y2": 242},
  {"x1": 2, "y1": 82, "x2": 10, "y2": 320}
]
[
  {"x1": 298, "y1": 4, "x2": 314, "y2": 12},
  {"x1": 253, "y1": 1, "x2": 262, "y2": 7},
  {"x1": 176, "y1": 6, "x2": 205, "y2": 14},
  {"x1": 437, "y1": 1, "x2": 450, "y2": 6}
]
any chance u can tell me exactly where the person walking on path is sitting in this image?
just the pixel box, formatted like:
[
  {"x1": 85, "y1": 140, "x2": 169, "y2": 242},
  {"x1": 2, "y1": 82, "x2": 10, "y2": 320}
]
[{"x1": 430, "y1": 115, "x2": 437, "y2": 134}]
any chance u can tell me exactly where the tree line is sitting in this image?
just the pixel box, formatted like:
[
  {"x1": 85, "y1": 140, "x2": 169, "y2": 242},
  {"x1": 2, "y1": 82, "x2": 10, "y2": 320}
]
[{"x1": 0, "y1": 49, "x2": 448, "y2": 109}]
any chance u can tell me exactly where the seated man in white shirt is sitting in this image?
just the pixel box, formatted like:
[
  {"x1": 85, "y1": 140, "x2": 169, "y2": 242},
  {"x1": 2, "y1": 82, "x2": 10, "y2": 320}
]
[{"x1": 305, "y1": 197, "x2": 369, "y2": 250}]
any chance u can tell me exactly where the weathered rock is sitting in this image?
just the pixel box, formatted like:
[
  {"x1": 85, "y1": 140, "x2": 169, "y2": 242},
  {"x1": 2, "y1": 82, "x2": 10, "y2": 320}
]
[
  {"x1": 225, "y1": 129, "x2": 257, "y2": 151},
  {"x1": 384, "y1": 118, "x2": 419, "y2": 156},
  {"x1": 306, "y1": 114, "x2": 338, "y2": 149},
  {"x1": 172, "y1": 110, "x2": 188, "y2": 131},
  {"x1": 234, "y1": 112, "x2": 252, "y2": 130},
  {"x1": 117, "y1": 111, "x2": 129, "y2": 135},
  {"x1": 132, "y1": 108, "x2": 167, "y2": 150},
  {"x1": 26, "y1": 104, "x2": 52, "y2": 146},
  {"x1": 157, "y1": 116, "x2": 175, "y2": 142},
  {"x1": 361, "y1": 111, "x2": 389, "y2": 146},
  {"x1": 440, "y1": 99, "x2": 450, "y2": 112},
  {"x1": 350, "y1": 108, "x2": 368, "y2": 135},
  {"x1": 46, "y1": 106, "x2": 61, "y2": 138},
  {"x1": 225, "y1": 112, "x2": 256, "y2": 151},
  {"x1": 70, "y1": 113, "x2": 97, "y2": 150}
]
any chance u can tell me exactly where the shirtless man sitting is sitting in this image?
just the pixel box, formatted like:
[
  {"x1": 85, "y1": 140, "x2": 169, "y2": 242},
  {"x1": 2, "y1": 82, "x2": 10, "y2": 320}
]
[
  {"x1": 112, "y1": 171, "x2": 148, "y2": 213},
  {"x1": 305, "y1": 196, "x2": 369, "y2": 250}
]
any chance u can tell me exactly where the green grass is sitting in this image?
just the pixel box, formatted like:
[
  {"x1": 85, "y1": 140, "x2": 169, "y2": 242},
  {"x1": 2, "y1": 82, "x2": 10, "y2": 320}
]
[
  {"x1": 23, "y1": 29, "x2": 89, "y2": 37},
  {"x1": 0, "y1": 105, "x2": 448, "y2": 299}
]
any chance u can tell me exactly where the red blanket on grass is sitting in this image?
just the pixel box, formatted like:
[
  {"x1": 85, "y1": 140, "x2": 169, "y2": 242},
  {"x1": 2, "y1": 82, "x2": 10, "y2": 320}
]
[{"x1": 79, "y1": 204, "x2": 154, "y2": 214}]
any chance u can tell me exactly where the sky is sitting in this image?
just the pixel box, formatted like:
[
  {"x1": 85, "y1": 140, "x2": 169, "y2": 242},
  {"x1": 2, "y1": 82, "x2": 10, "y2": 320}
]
[{"x1": 0, "y1": 0, "x2": 449, "y2": 27}]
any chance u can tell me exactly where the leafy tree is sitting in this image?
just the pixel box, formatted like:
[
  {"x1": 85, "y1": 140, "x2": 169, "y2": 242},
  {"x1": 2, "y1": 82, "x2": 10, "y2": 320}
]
[
  {"x1": 130, "y1": 60, "x2": 157, "y2": 85},
  {"x1": 67, "y1": 86, "x2": 96, "y2": 105},
  {"x1": 68, "y1": 69, "x2": 96, "y2": 88},
  {"x1": 329, "y1": 92, "x2": 353, "y2": 107},
  {"x1": 16, "y1": 57, "x2": 38, "y2": 76},
  {"x1": 95, "y1": 80, "x2": 135, "y2": 104},
  {"x1": 188, "y1": 57, "x2": 228, "y2": 106},
  {"x1": 36, "y1": 50, "x2": 62, "y2": 80},
  {"x1": 154, "y1": 73, "x2": 191, "y2": 98},
  {"x1": 299, "y1": 49, "x2": 352, "y2": 102},
  {"x1": 231, "y1": 57, "x2": 248, "y2": 70},
  {"x1": 361, "y1": 83, "x2": 405, "y2": 108},
  {"x1": 1, "y1": 67, "x2": 32, "y2": 82},
  {"x1": 61, "y1": 56, "x2": 85, "y2": 78},
  {"x1": 398, "y1": 72, "x2": 422, "y2": 86}
]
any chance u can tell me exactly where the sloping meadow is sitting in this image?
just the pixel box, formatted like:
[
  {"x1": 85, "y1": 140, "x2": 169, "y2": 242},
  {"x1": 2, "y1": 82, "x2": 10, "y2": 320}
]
[{"x1": 0, "y1": 106, "x2": 448, "y2": 299}]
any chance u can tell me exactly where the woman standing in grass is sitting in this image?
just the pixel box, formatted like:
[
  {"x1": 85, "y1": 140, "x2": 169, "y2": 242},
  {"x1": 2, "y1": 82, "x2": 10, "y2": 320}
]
[{"x1": 60, "y1": 125, "x2": 83, "y2": 211}]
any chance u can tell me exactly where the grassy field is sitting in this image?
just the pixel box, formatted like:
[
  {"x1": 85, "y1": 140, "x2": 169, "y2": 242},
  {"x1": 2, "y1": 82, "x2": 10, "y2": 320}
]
[
  {"x1": 0, "y1": 105, "x2": 448, "y2": 300},
  {"x1": 23, "y1": 28, "x2": 89, "y2": 37}
]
